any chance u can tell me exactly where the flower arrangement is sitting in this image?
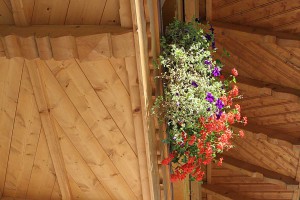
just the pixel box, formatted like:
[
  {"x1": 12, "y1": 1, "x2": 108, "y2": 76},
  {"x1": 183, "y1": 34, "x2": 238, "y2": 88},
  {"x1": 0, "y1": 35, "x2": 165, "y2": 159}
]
[{"x1": 153, "y1": 19, "x2": 247, "y2": 183}]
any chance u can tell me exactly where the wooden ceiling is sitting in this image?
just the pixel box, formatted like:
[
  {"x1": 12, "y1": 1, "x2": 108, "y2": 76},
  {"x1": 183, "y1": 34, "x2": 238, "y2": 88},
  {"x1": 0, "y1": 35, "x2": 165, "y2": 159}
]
[
  {"x1": 0, "y1": 0, "x2": 168, "y2": 199},
  {"x1": 0, "y1": 0, "x2": 120, "y2": 25},
  {"x1": 197, "y1": 0, "x2": 300, "y2": 199}
]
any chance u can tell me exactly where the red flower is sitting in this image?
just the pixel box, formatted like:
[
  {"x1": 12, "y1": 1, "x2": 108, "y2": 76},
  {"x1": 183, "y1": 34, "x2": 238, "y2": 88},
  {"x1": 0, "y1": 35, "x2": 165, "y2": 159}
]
[
  {"x1": 235, "y1": 104, "x2": 241, "y2": 112},
  {"x1": 188, "y1": 135, "x2": 196, "y2": 145},
  {"x1": 217, "y1": 157, "x2": 223, "y2": 166},
  {"x1": 162, "y1": 153, "x2": 175, "y2": 165},
  {"x1": 231, "y1": 68, "x2": 238, "y2": 76},
  {"x1": 243, "y1": 116, "x2": 248, "y2": 126},
  {"x1": 227, "y1": 112, "x2": 234, "y2": 124},
  {"x1": 230, "y1": 85, "x2": 239, "y2": 97},
  {"x1": 239, "y1": 130, "x2": 245, "y2": 138}
]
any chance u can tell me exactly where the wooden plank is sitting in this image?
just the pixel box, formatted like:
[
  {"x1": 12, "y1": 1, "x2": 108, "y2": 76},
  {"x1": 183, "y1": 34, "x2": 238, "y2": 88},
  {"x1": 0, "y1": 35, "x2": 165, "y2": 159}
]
[
  {"x1": 225, "y1": 0, "x2": 300, "y2": 24},
  {"x1": 221, "y1": 155, "x2": 299, "y2": 186},
  {"x1": 47, "y1": 58, "x2": 141, "y2": 198},
  {"x1": 26, "y1": 129, "x2": 57, "y2": 200},
  {"x1": 205, "y1": 0, "x2": 212, "y2": 21},
  {"x1": 26, "y1": 60, "x2": 72, "y2": 200},
  {"x1": 31, "y1": 0, "x2": 70, "y2": 24},
  {"x1": 244, "y1": 191, "x2": 293, "y2": 199},
  {"x1": 100, "y1": 0, "x2": 120, "y2": 25},
  {"x1": 184, "y1": 0, "x2": 199, "y2": 22},
  {"x1": 125, "y1": 56, "x2": 160, "y2": 200},
  {"x1": 213, "y1": 21, "x2": 300, "y2": 48},
  {"x1": 53, "y1": 119, "x2": 112, "y2": 200},
  {"x1": 65, "y1": 0, "x2": 106, "y2": 25},
  {"x1": 3, "y1": 65, "x2": 41, "y2": 198},
  {"x1": 254, "y1": 9, "x2": 300, "y2": 29},
  {"x1": 51, "y1": 180, "x2": 62, "y2": 200},
  {"x1": 274, "y1": 21, "x2": 300, "y2": 33},
  {"x1": 191, "y1": 181, "x2": 202, "y2": 200},
  {"x1": 110, "y1": 57, "x2": 130, "y2": 93},
  {"x1": 202, "y1": 184, "x2": 254, "y2": 200},
  {"x1": 119, "y1": 0, "x2": 133, "y2": 28},
  {"x1": 10, "y1": 0, "x2": 34, "y2": 26},
  {"x1": 0, "y1": 0, "x2": 14, "y2": 24},
  {"x1": 0, "y1": 25, "x2": 132, "y2": 37},
  {"x1": 213, "y1": 0, "x2": 282, "y2": 20},
  {"x1": 230, "y1": 134, "x2": 297, "y2": 178},
  {"x1": 26, "y1": 59, "x2": 136, "y2": 200},
  {"x1": 215, "y1": 37, "x2": 300, "y2": 89},
  {"x1": 0, "y1": 58, "x2": 23, "y2": 197}
]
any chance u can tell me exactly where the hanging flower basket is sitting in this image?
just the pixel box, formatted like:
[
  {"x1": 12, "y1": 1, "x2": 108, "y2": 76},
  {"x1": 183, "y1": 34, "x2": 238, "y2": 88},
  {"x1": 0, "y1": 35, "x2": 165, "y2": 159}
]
[{"x1": 153, "y1": 19, "x2": 247, "y2": 183}]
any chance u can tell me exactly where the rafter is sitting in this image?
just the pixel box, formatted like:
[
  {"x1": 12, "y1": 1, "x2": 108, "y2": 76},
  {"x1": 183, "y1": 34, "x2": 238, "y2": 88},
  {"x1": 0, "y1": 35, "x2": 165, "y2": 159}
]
[
  {"x1": 236, "y1": 75, "x2": 300, "y2": 99},
  {"x1": 202, "y1": 184, "x2": 254, "y2": 200},
  {"x1": 220, "y1": 155, "x2": 299, "y2": 188},
  {"x1": 10, "y1": 0, "x2": 34, "y2": 26},
  {"x1": 213, "y1": 21, "x2": 300, "y2": 48}
]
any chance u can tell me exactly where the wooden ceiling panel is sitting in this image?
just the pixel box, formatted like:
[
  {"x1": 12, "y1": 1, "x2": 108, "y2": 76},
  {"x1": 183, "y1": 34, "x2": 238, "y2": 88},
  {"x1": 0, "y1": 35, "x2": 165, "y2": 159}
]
[
  {"x1": 0, "y1": 0, "x2": 13, "y2": 24},
  {"x1": 25, "y1": 59, "x2": 140, "y2": 199},
  {"x1": 46, "y1": 58, "x2": 141, "y2": 196},
  {"x1": 65, "y1": 0, "x2": 106, "y2": 25},
  {"x1": 31, "y1": 0, "x2": 70, "y2": 25},
  {"x1": 77, "y1": 59, "x2": 137, "y2": 155},
  {"x1": 54, "y1": 120, "x2": 113, "y2": 200},
  {"x1": 26, "y1": 129, "x2": 58, "y2": 200},
  {"x1": 100, "y1": 0, "x2": 120, "y2": 25},
  {"x1": 3, "y1": 65, "x2": 41, "y2": 198},
  {"x1": 0, "y1": 58, "x2": 23, "y2": 197}
]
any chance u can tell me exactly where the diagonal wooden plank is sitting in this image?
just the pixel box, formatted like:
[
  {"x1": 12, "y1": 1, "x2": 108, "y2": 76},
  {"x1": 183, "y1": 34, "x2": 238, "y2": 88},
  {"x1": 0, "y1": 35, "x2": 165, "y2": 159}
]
[
  {"x1": 26, "y1": 60, "x2": 72, "y2": 200},
  {"x1": 46, "y1": 58, "x2": 141, "y2": 198},
  {"x1": 0, "y1": 57, "x2": 23, "y2": 197},
  {"x1": 78, "y1": 59, "x2": 137, "y2": 156},
  {"x1": 26, "y1": 59, "x2": 137, "y2": 200},
  {"x1": 26, "y1": 129, "x2": 57, "y2": 200},
  {"x1": 3, "y1": 65, "x2": 41, "y2": 198},
  {"x1": 53, "y1": 119, "x2": 112, "y2": 200}
]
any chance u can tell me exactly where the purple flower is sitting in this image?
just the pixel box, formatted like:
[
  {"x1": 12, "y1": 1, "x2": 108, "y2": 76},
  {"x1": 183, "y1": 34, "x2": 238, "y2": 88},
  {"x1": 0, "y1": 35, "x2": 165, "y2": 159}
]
[
  {"x1": 205, "y1": 92, "x2": 215, "y2": 103},
  {"x1": 176, "y1": 92, "x2": 179, "y2": 96},
  {"x1": 216, "y1": 110, "x2": 222, "y2": 119},
  {"x1": 205, "y1": 34, "x2": 212, "y2": 41},
  {"x1": 215, "y1": 99, "x2": 224, "y2": 110},
  {"x1": 191, "y1": 81, "x2": 198, "y2": 88},
  {"x1": 212, "y1": 66, "x2": 221, "y2": 77},
  {"x1": 209, "y1": 25, "x2": 214, "y2": 33},
  {"x1": 207, "y1": 107, "x2": 211, "y2": 111},
  {"x1": 212, "y1": 41, "x2": 216, "y2": 49},
  {"x1": 204, "y1": 60, "x2": 211, "y2": 65},
  {"x1": 176, "y1": 102, "x2": 180, "y2": 106}
]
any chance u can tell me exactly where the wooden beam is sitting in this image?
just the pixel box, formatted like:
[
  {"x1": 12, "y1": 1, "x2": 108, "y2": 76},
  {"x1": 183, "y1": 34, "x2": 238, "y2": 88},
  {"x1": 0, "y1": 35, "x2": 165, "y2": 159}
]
[
  {"x1": 205, "y1": 0, "x2": 212, "y2": 21},
  {"x1": 202, "y1": 184, "x2": 254, "y2": 200},
  {"x1": 221, "y1": 155, "x2": 299, "y2": 188},
  {"x1": 213, "y1": 21, "x2": 300, "y2": 48},
  {"x1": 0, "y1": 27, "x2": 135, "y2": 61},
  {"x1": 184, "y1": 0, "x2": 199, "y2": 22},
  {"x1": 236, "y1": 75, "x2": 300, "y2": 99},
  {"x1": 234, "y1": 123, "x2": 300, "y2": 147},
  {"x1": 0, "y1": 25, "x2": 131, "y2": 37},
  {"x1": 26, "y1": 60, "x2": 72, "y2": 200}
]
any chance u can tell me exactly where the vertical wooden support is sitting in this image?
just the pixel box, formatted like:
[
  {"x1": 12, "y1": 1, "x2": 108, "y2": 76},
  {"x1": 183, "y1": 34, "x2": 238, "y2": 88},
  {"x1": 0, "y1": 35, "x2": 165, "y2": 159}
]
[
  {"x1": 176, "y1": 0, "x2": 184, "y2": 21},
  {"x1": 207, "y1": 165, "x2": 212, "y2": 200},
  {"x1": 26, "y1": 60, "x2": 72, "y2": 200},
  {"x1": 184, "y1": 0, "x2": 199, "y2": 22},
  {"x1": 206, "y1": 0, "x2": 212, "y2": 21}
]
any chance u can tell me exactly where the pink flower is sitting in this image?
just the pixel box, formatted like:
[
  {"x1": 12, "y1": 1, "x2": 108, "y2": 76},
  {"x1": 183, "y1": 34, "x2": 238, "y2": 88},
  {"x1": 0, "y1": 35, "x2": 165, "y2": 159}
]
[{"x1": 231, "y1": 68, "x2": 238, "y2": 76}]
